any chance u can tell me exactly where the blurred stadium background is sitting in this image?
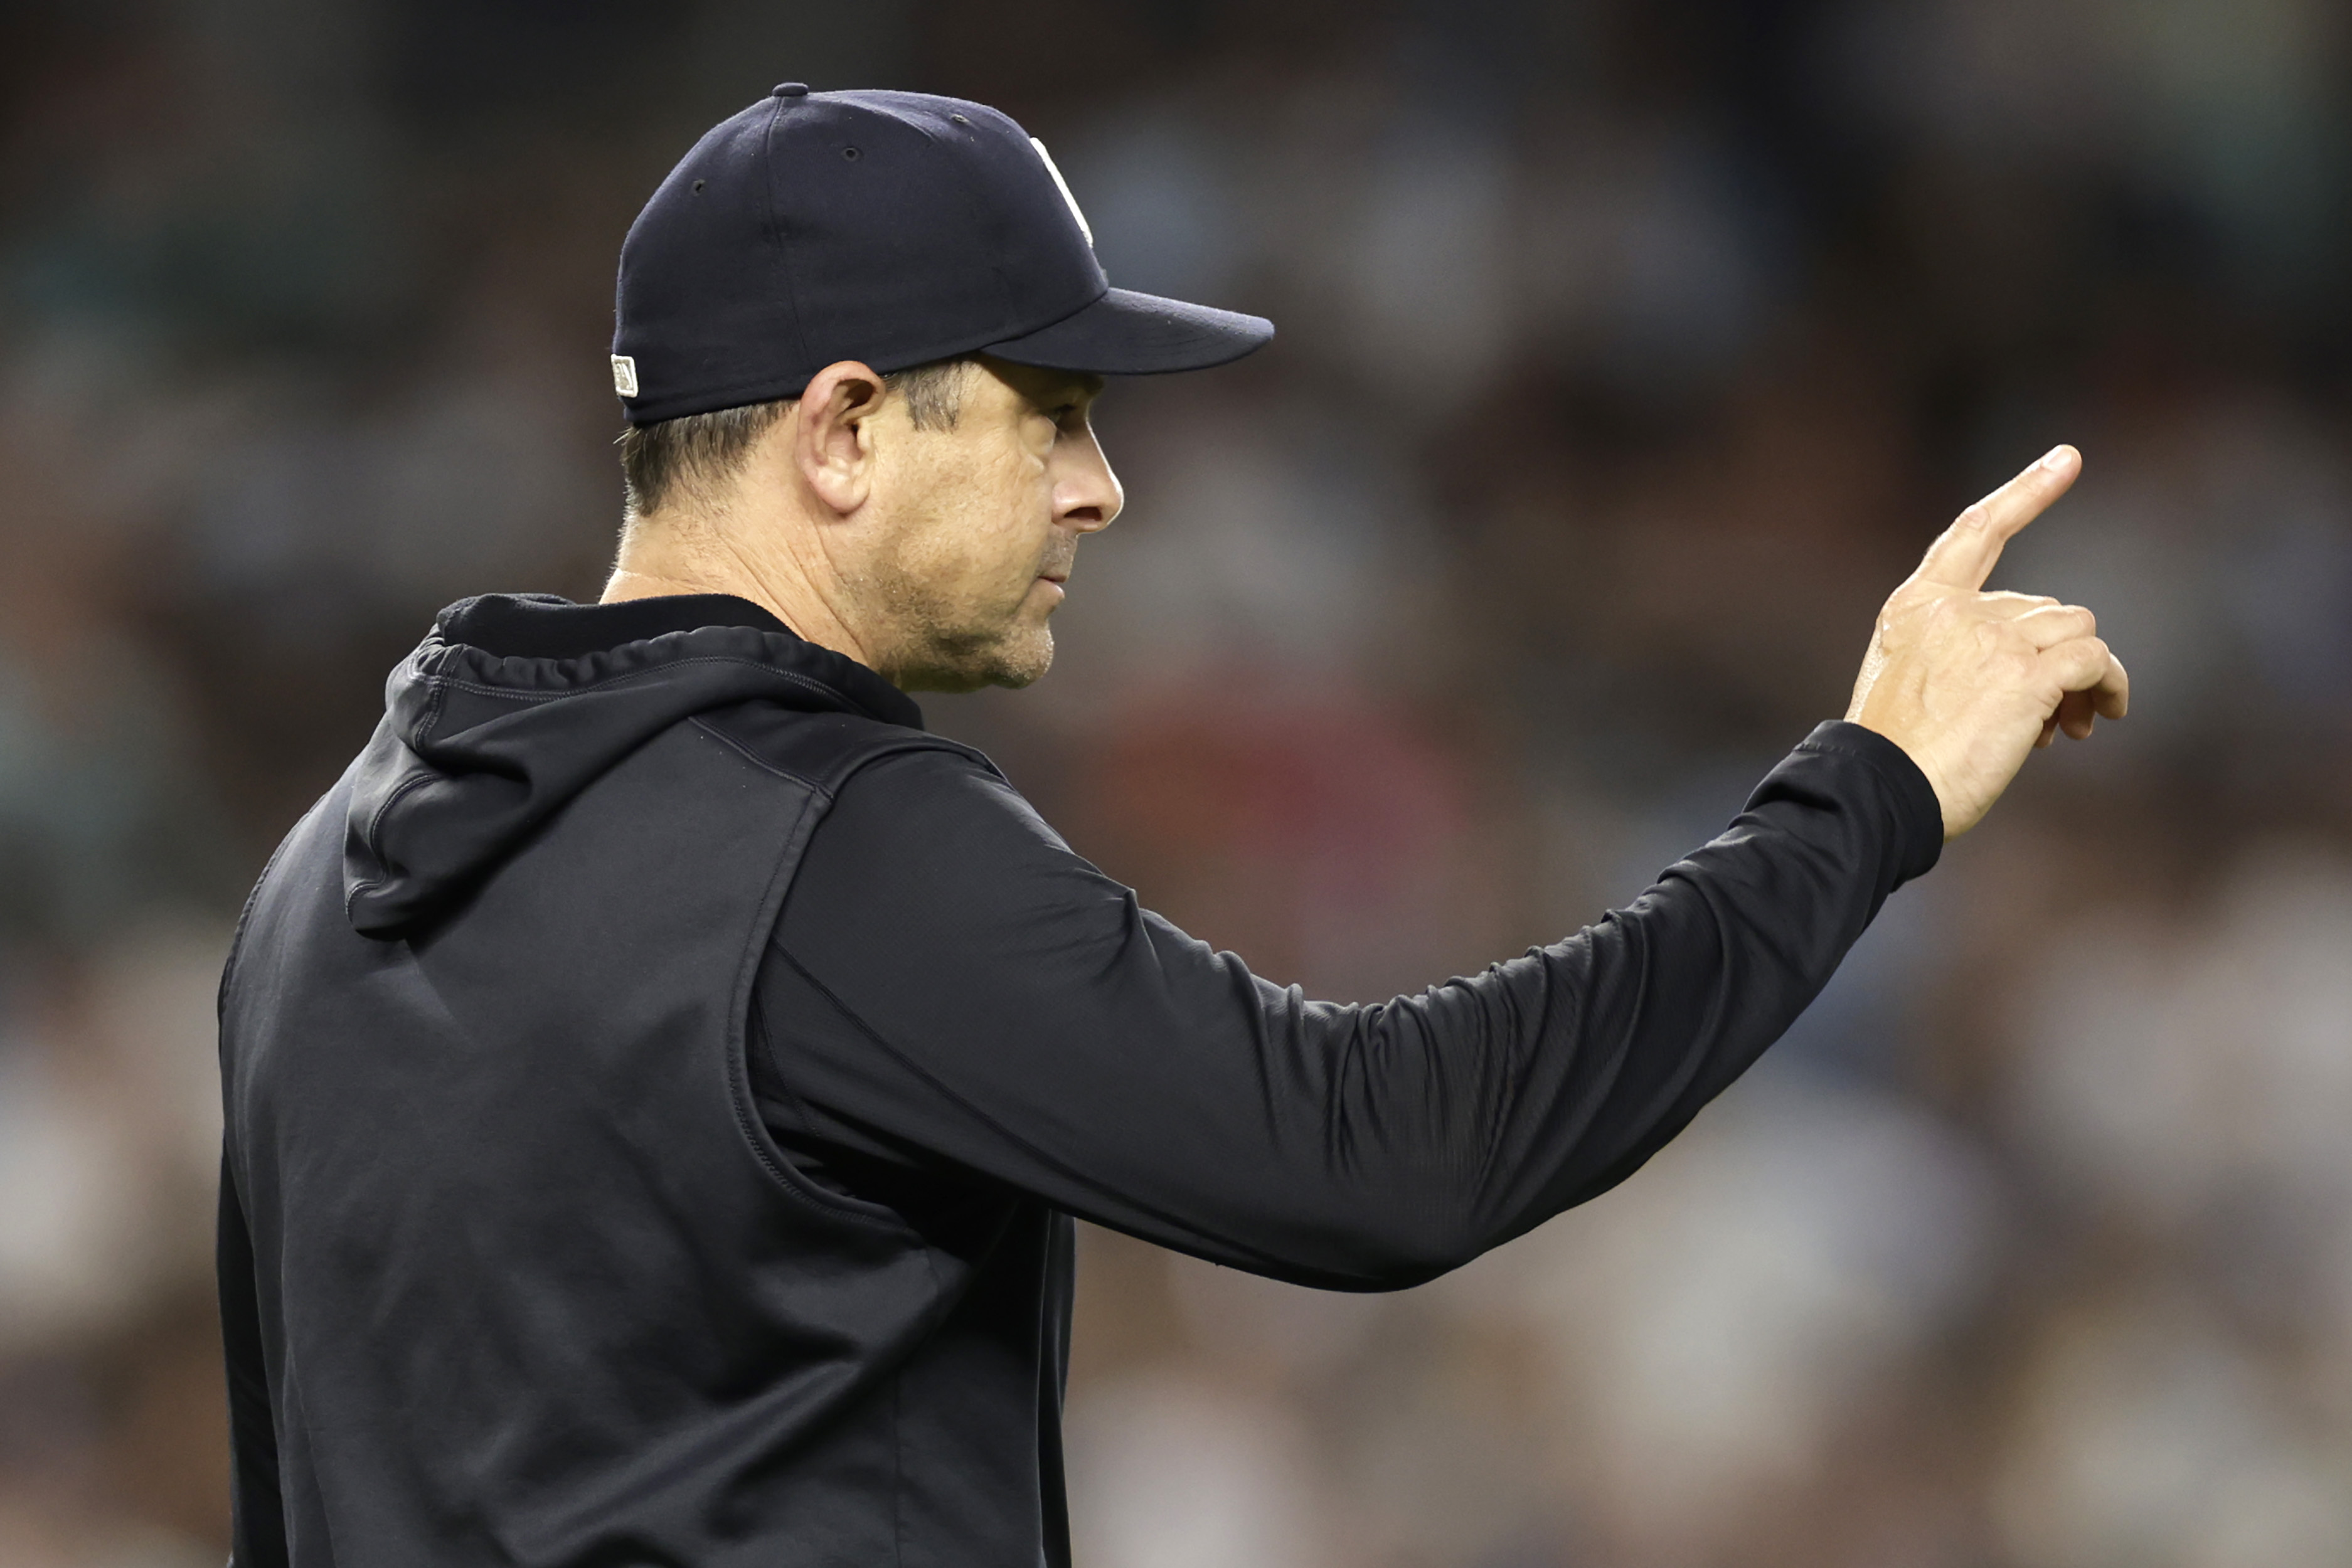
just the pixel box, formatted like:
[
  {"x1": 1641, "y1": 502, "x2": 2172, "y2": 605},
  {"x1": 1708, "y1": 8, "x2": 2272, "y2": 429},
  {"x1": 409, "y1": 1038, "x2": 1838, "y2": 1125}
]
[{"x1": 4, "y1": 1, "x2": 2352, "y2": 1563}]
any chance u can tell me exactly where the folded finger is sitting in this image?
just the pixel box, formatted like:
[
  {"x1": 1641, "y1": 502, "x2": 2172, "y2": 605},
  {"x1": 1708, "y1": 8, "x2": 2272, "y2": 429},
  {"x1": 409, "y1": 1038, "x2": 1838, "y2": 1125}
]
[
  {"x1": 1979, "y1": 591, "x2": 2062, "y2": 620},
  {"x1": 2008, "y1": 602, "x2": 2098, "y2": 650},
  {"x1": 2095, "y1": 650, "x2": 2129, "y2": 719},
  {"x1": 2041, "y1": 637, "x2": 2127, "y2": 712}
]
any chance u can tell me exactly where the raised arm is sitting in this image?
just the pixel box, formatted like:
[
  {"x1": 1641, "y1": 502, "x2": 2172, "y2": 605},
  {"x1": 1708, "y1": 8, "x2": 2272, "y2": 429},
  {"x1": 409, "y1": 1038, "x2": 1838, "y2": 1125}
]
[
  {"x1": 755, "y1": 447, "x2": 2122, "y2": 1290},
  {"x1": 752, "y1": 726, "x2": 1925, "y2": 1289}
]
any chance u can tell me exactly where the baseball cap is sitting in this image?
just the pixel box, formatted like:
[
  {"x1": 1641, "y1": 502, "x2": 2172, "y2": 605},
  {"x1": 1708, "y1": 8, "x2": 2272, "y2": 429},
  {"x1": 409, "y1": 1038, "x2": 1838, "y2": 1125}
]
[{"x1": 611, "y1": 85, "x2": 1275, "y2": 425}]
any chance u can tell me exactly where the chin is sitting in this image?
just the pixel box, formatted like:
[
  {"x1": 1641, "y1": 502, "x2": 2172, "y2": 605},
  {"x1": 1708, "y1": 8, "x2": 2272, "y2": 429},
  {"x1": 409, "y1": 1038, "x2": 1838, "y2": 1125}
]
[
  {"x1": 988, "y1": 660, "x2": 1050, "y2": 692},
  {"x1": 900, "y1": 628, "x2": 1055, "y2": 694},
  {"x1": 983, "y1": 633, "x2": 1055, "y2": 691}
]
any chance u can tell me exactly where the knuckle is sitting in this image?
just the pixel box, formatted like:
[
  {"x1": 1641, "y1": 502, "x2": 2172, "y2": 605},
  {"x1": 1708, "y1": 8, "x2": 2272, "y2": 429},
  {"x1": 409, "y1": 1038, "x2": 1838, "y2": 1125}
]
[{"x1": 2057, "y1": 638, "x2": 2110, "y2": 682}]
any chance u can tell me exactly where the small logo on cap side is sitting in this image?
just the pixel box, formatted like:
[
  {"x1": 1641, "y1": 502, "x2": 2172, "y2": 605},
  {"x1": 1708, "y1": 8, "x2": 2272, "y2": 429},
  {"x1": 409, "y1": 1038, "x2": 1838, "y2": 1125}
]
[
  {"x1": 612, "y1": 355, "x2": 639, "y2": 397},
  {"x1": 1029, "y1": 138, "x2": 1094, "y2": 248}
]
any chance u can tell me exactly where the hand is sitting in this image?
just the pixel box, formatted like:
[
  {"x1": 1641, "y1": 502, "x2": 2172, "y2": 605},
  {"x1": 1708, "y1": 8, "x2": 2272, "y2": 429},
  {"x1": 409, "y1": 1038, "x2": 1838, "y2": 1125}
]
[{"x1": 1845, "y1": 445, "x2": 2129, "y2": 839}]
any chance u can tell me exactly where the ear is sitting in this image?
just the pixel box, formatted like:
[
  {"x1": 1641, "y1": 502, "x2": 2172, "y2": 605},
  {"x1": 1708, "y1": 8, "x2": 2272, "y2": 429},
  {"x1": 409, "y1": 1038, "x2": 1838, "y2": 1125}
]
[{"x1": 792, "y1": 360, "x2": 888, "y2": 517}]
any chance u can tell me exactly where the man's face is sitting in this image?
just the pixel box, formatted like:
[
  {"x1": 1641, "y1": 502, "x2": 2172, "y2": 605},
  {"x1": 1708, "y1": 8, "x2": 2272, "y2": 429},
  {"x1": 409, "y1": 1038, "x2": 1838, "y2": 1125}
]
[{"x1": 849, "y1": 357, "x2": 1120, "y2": 692}]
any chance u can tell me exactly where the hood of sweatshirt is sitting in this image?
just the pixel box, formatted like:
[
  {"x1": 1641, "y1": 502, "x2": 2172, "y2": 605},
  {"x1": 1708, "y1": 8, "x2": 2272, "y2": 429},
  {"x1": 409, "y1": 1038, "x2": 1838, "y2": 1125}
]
[{"x1": 341, "y1": 593, "x2": 921, "y2": 939}]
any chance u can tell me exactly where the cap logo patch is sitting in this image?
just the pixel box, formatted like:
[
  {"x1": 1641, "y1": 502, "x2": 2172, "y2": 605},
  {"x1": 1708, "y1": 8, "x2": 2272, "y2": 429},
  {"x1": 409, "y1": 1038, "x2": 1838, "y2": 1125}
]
[
  {"x1": 611, "y1": 355, "x2": 639, "y2": 397},
  {"x1": 1029, "y1": 138, "x2": 1093, "y2": 248}
]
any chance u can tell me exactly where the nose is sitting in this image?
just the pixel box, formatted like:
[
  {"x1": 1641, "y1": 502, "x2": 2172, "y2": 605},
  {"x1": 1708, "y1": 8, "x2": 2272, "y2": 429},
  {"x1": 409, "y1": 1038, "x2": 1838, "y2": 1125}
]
[{"x1": 1053, "y1": 423, "x2": 1122, "y2": 534}]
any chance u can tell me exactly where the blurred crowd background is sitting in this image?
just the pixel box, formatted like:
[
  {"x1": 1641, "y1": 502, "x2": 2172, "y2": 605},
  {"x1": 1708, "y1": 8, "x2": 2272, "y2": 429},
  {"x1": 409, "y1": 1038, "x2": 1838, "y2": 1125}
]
[{"x1": 4, "y1": 0, "x2": 2351, "y2": 1564}]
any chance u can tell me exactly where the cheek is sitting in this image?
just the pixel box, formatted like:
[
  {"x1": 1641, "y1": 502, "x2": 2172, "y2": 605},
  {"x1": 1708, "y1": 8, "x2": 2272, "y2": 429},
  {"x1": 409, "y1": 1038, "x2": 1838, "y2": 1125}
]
[
  {"x1": 897, "y1": 462, "x2": 1041, "y2": 598},
  {"x1": 883, "y1": 426, "x2": 1055, "y2": 599},
  {"x1": 958, "y1": 441, "x2": 1056, "y2": 580},
  {"x1": 981, "y1": 430, "x2": 1053, "y2": 515}
]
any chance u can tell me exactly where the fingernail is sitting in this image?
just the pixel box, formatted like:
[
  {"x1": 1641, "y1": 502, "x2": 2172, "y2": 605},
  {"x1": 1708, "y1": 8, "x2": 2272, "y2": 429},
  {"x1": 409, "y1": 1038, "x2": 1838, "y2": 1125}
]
[{"x1": 2040, "y1": 445, "x2": 2073, "y2": 471}]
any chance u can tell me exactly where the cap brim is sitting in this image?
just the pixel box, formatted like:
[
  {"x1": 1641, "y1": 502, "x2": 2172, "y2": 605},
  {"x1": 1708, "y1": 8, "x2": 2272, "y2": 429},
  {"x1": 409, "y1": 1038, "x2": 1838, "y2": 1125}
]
[{"x1": 985, "y1": 287, "x2": 1273, "y2": 375}]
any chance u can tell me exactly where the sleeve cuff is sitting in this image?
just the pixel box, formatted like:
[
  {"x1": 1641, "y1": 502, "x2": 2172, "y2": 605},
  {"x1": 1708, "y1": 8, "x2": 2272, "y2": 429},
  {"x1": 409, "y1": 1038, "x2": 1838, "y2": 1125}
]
[{"x1": 1791, "y1": 720, "x2": 1945, "y2": 885}]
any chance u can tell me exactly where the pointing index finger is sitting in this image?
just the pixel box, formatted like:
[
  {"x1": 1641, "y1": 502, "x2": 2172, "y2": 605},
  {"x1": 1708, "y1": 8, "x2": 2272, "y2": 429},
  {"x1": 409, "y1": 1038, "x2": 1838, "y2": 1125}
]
[{"x1": 1913, "y1": 445, "x2": 2081, "y2": 591}]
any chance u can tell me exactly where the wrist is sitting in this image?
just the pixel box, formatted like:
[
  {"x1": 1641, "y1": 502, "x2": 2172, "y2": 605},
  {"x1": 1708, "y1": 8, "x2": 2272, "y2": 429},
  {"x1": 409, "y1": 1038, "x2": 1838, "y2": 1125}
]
[
  {"x1": 1838, "y1": 715, "x2": 1957, "y2": 840},
  {"x1": 1799, "y1": 721, "x2": 1949, "y2": 881}
]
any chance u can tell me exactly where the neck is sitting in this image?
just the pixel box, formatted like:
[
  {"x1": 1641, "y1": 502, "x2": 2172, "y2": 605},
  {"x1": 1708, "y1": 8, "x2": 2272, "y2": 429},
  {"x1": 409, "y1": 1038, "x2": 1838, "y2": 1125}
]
[{"x1": 600, "y1": 514, "x2": 886, "y2": 679}]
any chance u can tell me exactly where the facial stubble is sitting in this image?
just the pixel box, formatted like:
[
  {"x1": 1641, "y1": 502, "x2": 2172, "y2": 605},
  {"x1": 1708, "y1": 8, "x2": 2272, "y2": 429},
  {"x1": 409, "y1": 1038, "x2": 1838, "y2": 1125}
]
[{"x1": 856, "y1": 538, "x2": 1065, "y2": 692}]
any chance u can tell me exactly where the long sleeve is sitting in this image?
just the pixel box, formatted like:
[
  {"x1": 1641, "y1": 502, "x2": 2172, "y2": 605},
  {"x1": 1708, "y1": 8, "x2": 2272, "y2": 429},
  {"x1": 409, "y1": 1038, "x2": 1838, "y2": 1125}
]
[
  {"x1": 752, "y1": 720, "x2": 1942, "y2": 1291},
  {"x1": 218, "y1": 1151, "x2": 288, "y2": 1567}
]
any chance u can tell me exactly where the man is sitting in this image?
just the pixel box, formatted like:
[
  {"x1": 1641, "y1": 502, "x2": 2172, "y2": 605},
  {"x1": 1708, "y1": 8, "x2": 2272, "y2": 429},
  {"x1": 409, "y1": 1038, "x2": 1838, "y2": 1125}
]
[{"x1": 216, "y1": 86, "x2": 2126, "y2": 1566}]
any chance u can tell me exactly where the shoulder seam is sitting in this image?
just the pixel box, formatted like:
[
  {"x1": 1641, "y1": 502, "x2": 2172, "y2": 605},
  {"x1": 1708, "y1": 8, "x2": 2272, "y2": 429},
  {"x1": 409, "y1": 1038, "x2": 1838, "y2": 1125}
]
[
  {"x1": 688, "y1": 714, "x2": 831, "y2": 797},
  {"x1": 689, "y1": 713, "x2": 1002, "y2": 796}
]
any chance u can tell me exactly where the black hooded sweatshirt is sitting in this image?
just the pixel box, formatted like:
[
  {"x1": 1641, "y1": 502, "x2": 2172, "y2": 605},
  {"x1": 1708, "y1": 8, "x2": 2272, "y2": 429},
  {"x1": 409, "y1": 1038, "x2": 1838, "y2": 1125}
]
[{"x1": 217, "y1": 592, "x2": 1942, "y2": 1567}]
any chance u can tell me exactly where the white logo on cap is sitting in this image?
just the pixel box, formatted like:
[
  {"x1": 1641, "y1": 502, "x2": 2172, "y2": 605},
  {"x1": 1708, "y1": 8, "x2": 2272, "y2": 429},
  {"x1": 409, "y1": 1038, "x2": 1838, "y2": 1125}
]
[
  {"x1": 611, "y1": 355, "x2": 639, "y2": 397},
  {"x1": 1029, "y1": 138, "x2": 1093, "y2": 248}
]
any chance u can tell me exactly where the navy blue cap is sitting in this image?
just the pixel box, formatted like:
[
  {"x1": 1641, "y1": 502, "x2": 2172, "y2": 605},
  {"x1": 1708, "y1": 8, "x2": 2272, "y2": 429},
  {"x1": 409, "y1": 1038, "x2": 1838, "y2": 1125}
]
[{"x1": 610, "y1": 88, "x2": 1275, "y2": 425}]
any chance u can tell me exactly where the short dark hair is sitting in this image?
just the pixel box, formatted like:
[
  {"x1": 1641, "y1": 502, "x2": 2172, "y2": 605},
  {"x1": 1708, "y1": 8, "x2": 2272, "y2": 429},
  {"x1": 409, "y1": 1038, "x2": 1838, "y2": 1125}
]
[{"x1": 618, "y1": 357, "x2": 974, "y2": 519}]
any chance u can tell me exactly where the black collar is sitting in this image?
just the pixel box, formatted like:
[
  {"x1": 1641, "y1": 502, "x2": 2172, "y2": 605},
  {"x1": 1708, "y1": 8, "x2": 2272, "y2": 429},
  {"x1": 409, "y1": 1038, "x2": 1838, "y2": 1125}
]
[{"x1": 440, "y1": 592, "x2": 923, "y2": 730}]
